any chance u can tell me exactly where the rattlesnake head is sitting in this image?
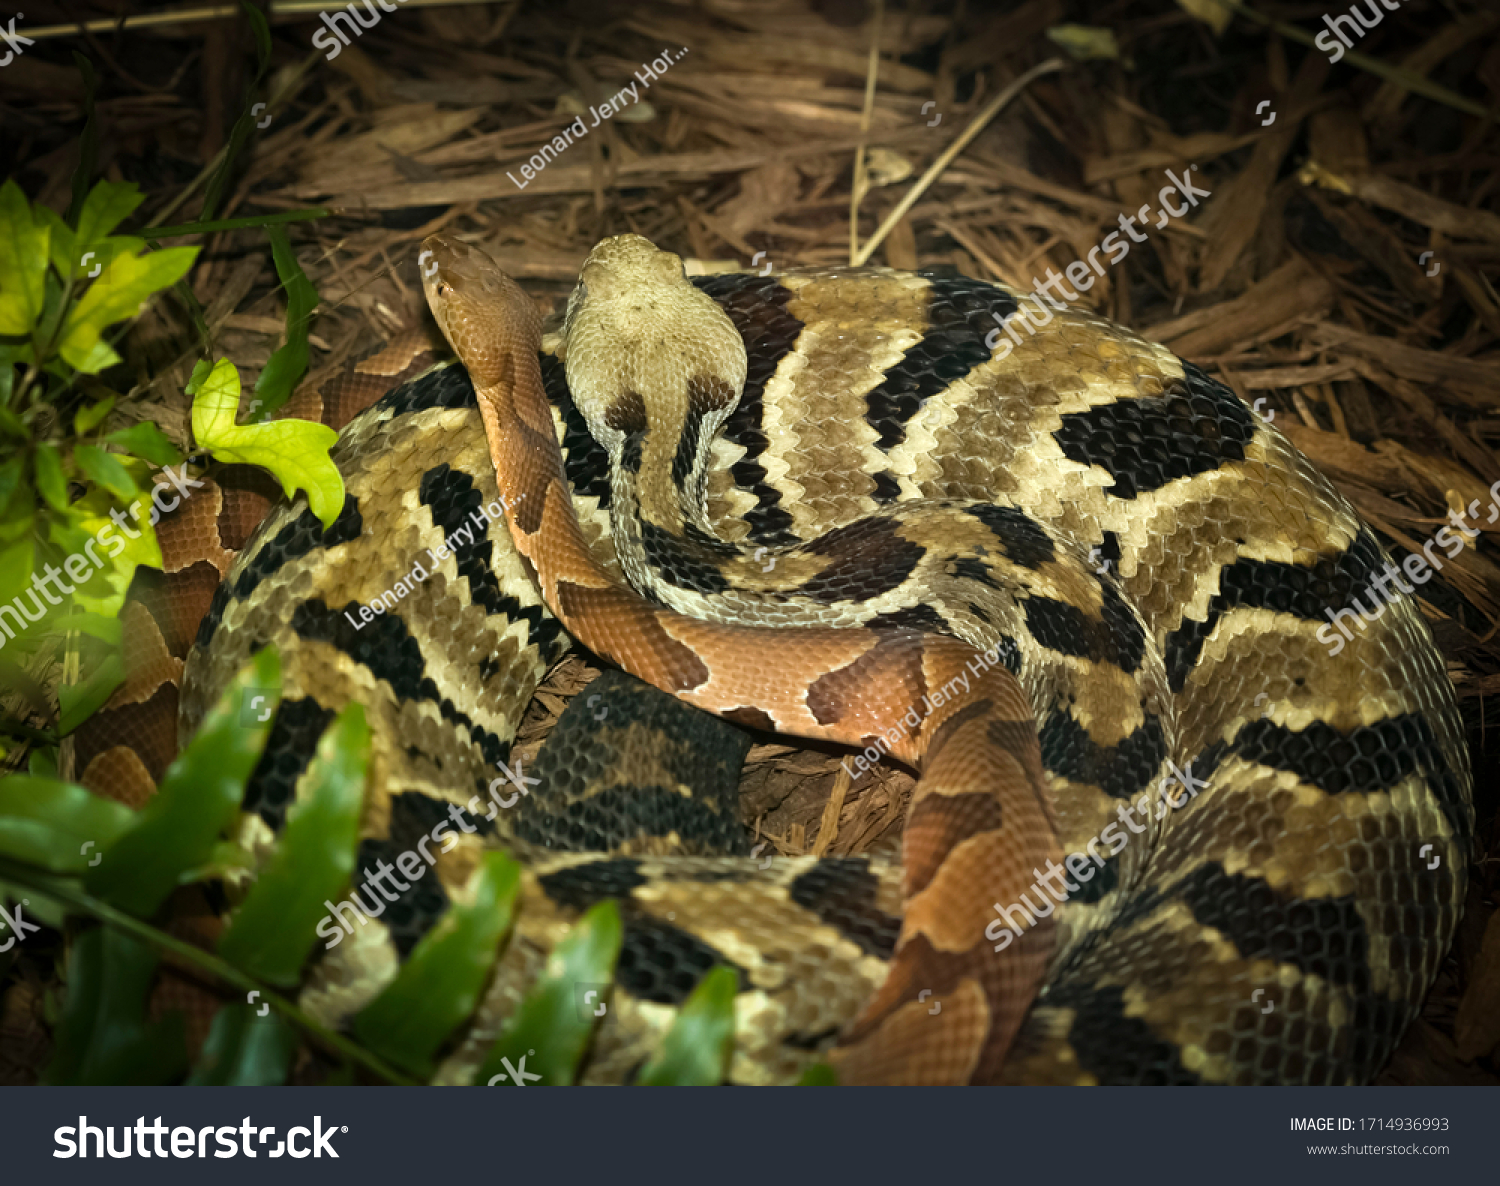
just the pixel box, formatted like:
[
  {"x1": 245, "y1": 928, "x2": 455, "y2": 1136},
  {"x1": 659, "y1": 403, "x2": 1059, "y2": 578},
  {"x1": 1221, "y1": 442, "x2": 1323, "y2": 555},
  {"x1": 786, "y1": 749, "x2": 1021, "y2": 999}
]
[{"x1": 561, "y1": 234, "x2": 747, "y2": 471}]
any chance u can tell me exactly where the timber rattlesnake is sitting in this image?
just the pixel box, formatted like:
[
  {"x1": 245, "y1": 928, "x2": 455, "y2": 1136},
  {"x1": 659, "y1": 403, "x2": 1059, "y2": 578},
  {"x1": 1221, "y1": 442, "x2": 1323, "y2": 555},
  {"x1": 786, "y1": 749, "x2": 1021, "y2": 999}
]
[{"x1": 158, "y1": 233, "x2": 1471, "y2": 1084}]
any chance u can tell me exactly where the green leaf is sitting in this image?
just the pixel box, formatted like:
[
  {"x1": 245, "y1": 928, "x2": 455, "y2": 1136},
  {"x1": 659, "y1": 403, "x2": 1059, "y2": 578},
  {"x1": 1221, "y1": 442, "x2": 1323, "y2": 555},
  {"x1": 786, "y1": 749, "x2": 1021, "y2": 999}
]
[
  {"x1": 186, "y1": 357, "x2": 214, "y2": 394},
  {"x1": 186, "y1": 1004, "x2": 298, "y2": 1086},
  {"x1": 0, "y1": 878, "x2": 67, "y2": 931},
  {"x1": 638, "y1": 965, "x2": 739, "y2": 1085},
  {"x1": 171, "y1": 277, "x2": 212, "y2": 356},
  {"x1": 242, "y1": 0, "x2": 274, "y2": 70},
  {"x1": 251, "y1": 226, "x2": 319, "y2": 419},
  {"x1": 217, "y1": 703, "x2": 368, "y2": 986},
  {"x1": 66, "y1": 55, "x2": 102, "y2": 229},
  {"x1": 0, "y1": 343, "x2": 28, "y2": 408},
  {"x1": 1044, "y1": 24, "x2": 1123, "y2": 63},
  {"x1": 43, "y1": 926, "x2": 187, "y2": 1085},
  {"x1": 85, "y1": 648, "x2": 280, "y2": 917},
  {"x1": 66, "y1": 485, "x2": 163, "y2": 618},
  {"x1": 71, "y1": 237, "x2": 147, "y2": 288},
  {"x1": 0, "y1": 651, "x2": 51, "y2": 718},
  {"x1": 33, "y1": 445, "x2": 69, "y2": 512},
  {"x1": 0, "y1": 774, "x2": 137, "y2": 873},
  {"x1": 0, "y1": 454, "x2": 25, "y2": 510},
  {"x1": 75, "y1": 181, "x2": 146, "y2": 252},
  {"x1": 475, "y1": 900, "x2": 623, "y2": 1087},
  {"x1": 34, "y1": 206, "x2": 77, "y2": 282},
  {"x1": 353, "y1": 852, "x2": 522, "y2": 1077},
  {"x1": 57, "y1": 651, "x2": 124, "y2": 736},
  {"x1": 0, "y1": 179, "x2": 52, "y2": 336},
  {"x1": 190, "y1": 359, "x2": 343, "y2": 527},
  {"x1": 796, "y1": 1063, "x2": 839, "y2": 1085},
  {"x1": 73, "y1": 395, "x2": 116, "y2": 436},
  {"x1": 104, "y1": 423, "x2": 183, "y2": 468},
  {"x1": 57, "y1": 245, "x2": 198, "y2": 374},
  {"x1": 0, "y1": 524, "x2": 34, "y2": 606},
  {"x1": 47, "y1": 613, "x2": 122, "y2": 645},
  {"x1": 39, "y1": 207, "x2": 146, "y2": 290},
  {"x1": 201, "y1": 7, "x2": 275, "y2": 223},
  {"x1": 73, "y1": 444, "x2": 139, "y2": 502}
]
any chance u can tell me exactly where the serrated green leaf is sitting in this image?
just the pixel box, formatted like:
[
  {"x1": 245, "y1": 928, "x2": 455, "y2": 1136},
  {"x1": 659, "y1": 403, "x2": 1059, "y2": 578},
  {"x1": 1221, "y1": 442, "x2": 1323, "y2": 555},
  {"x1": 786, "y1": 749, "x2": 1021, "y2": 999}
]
[
  {"x1": 57, "y1": 245, "x2": 198, "y2": 374},
  {"x1": 0, "y1": 774, "x2": 137, "y2": 874},
  {"x1": 638, "y1": 965, "x2": 739, "y2": 1085},
  {"x1": 217, "y1": 702, "x2": 367, "y2": 986},
  {"x1": 84, "y1": 648, "x2": 280, "y2": 917},
  {"x1": 475, "y1": 900, "x2": 623, "y2": 1087},
  {"x1": 104, "y1": 422, "x2": 183, "y2": 467},
  {"x1": 57, "y1": 651, "x2": 123, "y2": 736},
  {"x1": 33, "y1": 445, "x2": 69, "y2": 512},
  {"x1": 186, "y1": 1004, "x2": 298, "y2": 1086},
  {"x1": 251, "y1": 226, "x2": 319, "y2": 419},
  {"x1": 191, "y1": 358, "x2": 343, "y2": 527},
  {"x1": 0, "y1": 179, "x2": 52, "y2": 336},
  {"x1": 353, "y1": 852, "x2": 521, "y2": 1077},
  {"x1": 43, "y1": 926, "x2": 187, "y2": 1085},
  {"x1": 73, "y1": 444, "x2": 139, "y2": 502}
]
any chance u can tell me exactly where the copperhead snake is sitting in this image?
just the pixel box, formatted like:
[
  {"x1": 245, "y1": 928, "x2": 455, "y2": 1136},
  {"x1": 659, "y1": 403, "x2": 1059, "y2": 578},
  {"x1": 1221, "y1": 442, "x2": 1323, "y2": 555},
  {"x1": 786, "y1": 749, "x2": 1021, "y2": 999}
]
[{"x1": 86, "y1": 231, "x2": 1471, "y2": 1084}]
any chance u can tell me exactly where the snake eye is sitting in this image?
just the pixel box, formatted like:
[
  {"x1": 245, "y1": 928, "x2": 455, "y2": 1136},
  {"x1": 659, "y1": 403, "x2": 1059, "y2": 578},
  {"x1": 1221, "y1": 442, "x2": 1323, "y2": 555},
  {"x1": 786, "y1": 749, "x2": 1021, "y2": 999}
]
[{"x1": 435, "y1": 282, "x2": 450, "y2": 298}]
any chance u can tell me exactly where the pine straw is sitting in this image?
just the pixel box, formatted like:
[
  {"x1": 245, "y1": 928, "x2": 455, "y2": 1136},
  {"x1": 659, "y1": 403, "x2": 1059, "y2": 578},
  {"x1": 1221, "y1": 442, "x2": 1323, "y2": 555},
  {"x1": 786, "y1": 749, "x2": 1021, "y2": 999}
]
[{"x1": 5, "y1": 0, "x2": 1499, "y2": 1085}]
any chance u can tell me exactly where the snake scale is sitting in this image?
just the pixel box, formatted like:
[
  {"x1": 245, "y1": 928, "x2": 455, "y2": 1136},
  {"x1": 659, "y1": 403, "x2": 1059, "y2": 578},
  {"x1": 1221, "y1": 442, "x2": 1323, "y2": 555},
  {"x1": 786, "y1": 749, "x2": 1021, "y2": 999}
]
[{"x1": 118, "y1": 231, "x2": 1469, "y2": 1084}]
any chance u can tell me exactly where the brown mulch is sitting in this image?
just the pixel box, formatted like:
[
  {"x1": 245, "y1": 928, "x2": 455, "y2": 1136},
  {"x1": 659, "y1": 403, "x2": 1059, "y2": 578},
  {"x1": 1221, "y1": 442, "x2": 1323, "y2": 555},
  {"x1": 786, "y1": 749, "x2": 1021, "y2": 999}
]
[{"x1": 2, "y1": 0, "x2": 1498, "y2": 1086}]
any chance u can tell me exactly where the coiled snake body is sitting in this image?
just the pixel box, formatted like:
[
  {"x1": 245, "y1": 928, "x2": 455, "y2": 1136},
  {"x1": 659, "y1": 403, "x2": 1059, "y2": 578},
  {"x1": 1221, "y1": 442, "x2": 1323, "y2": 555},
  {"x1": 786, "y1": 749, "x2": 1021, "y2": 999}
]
[{"x1": 175, "y1": 234, "x2": 1470, "y2": 1085}]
